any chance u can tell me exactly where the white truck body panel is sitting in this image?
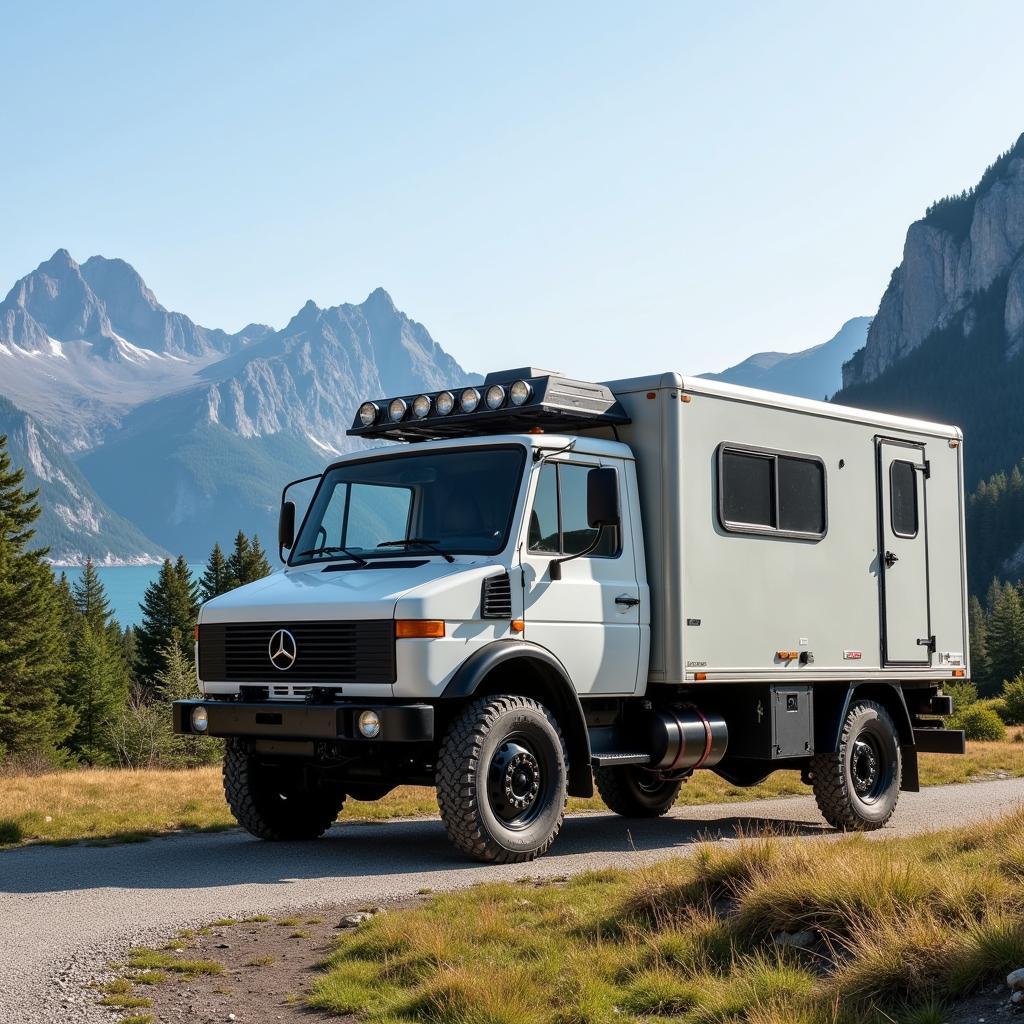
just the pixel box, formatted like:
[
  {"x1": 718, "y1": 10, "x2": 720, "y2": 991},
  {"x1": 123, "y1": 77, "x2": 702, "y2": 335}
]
[{"x1": 604, "y1": 372, "x2": 968, "y2": 687}]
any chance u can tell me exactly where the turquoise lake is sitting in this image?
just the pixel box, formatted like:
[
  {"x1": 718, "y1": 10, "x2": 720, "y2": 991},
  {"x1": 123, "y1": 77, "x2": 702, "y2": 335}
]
[{"x1": 55, "y1": 564, "x2": 205, "y2": 628}]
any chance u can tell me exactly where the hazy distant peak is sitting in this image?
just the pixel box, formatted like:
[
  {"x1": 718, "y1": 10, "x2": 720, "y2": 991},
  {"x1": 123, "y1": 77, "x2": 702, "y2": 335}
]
[
  {"x1": 81, "y1": 254, "x2": 166, "y2": 314},
  {"x1": 701, "y1": 316, "x2": 871, "y2": 400},
  {"x1": 363, "y1": 286, "x2": 396, "y2": 312}
]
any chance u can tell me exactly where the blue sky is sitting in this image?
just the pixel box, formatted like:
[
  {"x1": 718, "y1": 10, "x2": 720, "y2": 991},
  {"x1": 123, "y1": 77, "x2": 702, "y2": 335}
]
[{"x1": 3, "y1": 2, "x2": 1023, "y2": 379}]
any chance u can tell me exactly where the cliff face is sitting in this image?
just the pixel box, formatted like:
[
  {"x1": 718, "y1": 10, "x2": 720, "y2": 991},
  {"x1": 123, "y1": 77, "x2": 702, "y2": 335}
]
[{"x1": 843, "y1": 135, "x2": 1024, "y2": 387}]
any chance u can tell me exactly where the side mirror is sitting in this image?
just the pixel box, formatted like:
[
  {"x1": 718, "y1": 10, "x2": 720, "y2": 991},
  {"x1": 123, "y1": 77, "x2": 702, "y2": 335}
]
[
  {"x1": 587, "y1": 467, "x2": 620, "y2": 529},
  {"x1": 278, "y1": 500, "x2": 296, "y2": 553}
]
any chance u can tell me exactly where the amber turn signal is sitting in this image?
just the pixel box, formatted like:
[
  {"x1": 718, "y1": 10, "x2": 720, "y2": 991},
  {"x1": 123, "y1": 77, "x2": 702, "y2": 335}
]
[
  {"x1": 952, "y1": 668, "x2": 966, "y2": 678},
  {"x1": 395, "y1": 619, "x2": 445, "y2": 638},
  {"x1": 511, "y1": 619, "x2": 525, "y2": 634},
  {"x1": 776, "y1": 650, "x2": 799, "y2": 661}
]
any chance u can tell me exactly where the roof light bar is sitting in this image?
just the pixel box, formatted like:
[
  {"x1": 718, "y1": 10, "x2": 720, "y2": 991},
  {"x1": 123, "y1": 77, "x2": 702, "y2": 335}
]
[{"x1": 348, "y1": 368, "x2": 631, "y2": 441}]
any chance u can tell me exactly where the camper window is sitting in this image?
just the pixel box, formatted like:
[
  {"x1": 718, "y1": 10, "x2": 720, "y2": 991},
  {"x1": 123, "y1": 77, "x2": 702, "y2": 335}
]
[
  {"x1": 890, "y1": 460, "x2": 919, "y2": 538},
  {"x1": 717, "y1": 444, "x2": 826, "y2": 540}
]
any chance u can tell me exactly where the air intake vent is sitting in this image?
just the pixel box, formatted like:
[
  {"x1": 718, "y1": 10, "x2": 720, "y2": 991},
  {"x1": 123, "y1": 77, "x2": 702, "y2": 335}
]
[{"x1": 481, "y1": 573, "x2": 513, "y2": 618}]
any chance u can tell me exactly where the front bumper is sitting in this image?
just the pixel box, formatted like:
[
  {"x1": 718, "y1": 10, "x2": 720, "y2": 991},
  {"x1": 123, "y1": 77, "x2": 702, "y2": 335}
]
[{"x1": 172, "y1": 699, "x2": 434, "y2": 743}]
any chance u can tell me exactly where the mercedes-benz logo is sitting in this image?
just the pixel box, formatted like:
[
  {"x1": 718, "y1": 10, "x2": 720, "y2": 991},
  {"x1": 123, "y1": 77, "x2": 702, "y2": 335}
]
[{"x1": 268, "y1": 628, "x2": 297, "y2": 671}]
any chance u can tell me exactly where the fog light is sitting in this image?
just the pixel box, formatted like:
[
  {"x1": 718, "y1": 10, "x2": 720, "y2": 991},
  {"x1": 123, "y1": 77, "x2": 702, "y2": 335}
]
[
  {"x1": 357, "y1": 401, "x2": 378, "y2": 427},
  {"x1": 358, "y1": 709, "x2": 381, "y2": 739},
  {"x1": 191, "y1": 706, "x2": 209, "y2": 733},
  {"x1": 388, "y1": 398, "x2": 408, "y2": 422},
  {"x1": 485, "y1": 384, "x2": 506, "y2": 409},
  {"x1": 435, "y1": 390, "x2": 455, "y2": 415},
  {"x1": 412, "y1": 394, "x2": 431, "y2": 418},
  {"x1": 460, "y1": 387, "x2": 481, "y2": 413},
  {"x1": 510, "y1": 379, "x2": 532, "y2": 406}
]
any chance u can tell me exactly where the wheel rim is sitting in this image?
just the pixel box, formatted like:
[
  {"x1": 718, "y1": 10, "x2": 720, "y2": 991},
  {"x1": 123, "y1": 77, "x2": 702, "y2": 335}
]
[
  {"x1": 851, "y1": 735, "x2": 883, "y2": 801},
  {"x1": 487, "y1": 735, "x2": 546, "y2": 830}
]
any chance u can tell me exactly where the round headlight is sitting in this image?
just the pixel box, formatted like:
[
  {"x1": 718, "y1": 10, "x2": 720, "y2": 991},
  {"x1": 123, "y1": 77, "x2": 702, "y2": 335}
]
[
  {"x1": 388, "y1": 398, "x2": 408, "y2": 422},
  {"x1": 485, "y1": 384, "x2": 506, "y2": 410},
  {"x1": 191, "y1": 706, "x2": 209, "y2": 733},
  {"x1": 358, "y1": 709, "x2": 381, "y2": 739},
  {"x1": 412, "y1": 394, "x2": 432, "y2": 419},
  {"x1": 435, "y1": 390, "x2": 455, "y2": 416},
  {"x1": 510, "y1": 379, "x2": 532, "y2": 406},
  {"x1": 460, "y1": 387, "x2": 481, "y2": 413},
  {"x1": 357, "y1": 401, "x2": 379, "y2": 427}
]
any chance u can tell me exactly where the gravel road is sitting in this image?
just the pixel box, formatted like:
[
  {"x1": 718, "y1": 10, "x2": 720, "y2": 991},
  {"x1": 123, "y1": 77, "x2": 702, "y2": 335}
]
[{"x1": 2, "y1": 778, "x2": 1022, "y2": 1024}]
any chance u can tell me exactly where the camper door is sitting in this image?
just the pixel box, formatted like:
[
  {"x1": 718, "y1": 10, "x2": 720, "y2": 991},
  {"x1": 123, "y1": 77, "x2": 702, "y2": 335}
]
[{"x1": 876, "y1": 438, "x2": 931, "y2": 666}]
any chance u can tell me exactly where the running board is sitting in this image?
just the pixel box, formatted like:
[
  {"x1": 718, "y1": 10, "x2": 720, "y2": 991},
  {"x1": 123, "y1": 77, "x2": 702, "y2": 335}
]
[{"x1": 590, "y1": 751, "x2": 653, "y2": 768}]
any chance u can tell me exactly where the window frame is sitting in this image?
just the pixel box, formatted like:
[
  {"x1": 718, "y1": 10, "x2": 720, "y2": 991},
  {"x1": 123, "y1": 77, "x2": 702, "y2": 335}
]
[
  {"x1": 527, "y1": 460, "x2": 622, "y2": 559},
  {"x1": 888, "y1": 459, "x2": 919, "y2": 539},
  {"x1": 716, "y1": 441, "x2": 828, "y2": 541},
  {"x1": 288, "y1": 443, "x2": 528, "y2": 566}
]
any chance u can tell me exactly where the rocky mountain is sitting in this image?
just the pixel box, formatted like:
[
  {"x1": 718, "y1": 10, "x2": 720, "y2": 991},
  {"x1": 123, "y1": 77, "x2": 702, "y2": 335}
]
[
  {"x1": 701, "y1": 317, "x2": 870, "y2": 400},
  {"x1": 843, "y1": 134, "x2": 1024, "y2": 388},
  {"x1": 833, "y1": 132, "x2": 1024, "y2": 594},
  {"x1": 0, "y1": 396, "x2": 164, "y2": 564},
  {"x1": 0, "y1": 250, "x2": 479, "y2": 561}
]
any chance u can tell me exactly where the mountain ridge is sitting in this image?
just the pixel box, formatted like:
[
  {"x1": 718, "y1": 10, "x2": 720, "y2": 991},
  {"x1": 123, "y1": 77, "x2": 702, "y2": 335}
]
[
  {"x1": 0, "y1": 250, "x2": 480, "y2": 559},
  {"x1": 701, "y1": 316, "x2": 870, "y2": 400}
]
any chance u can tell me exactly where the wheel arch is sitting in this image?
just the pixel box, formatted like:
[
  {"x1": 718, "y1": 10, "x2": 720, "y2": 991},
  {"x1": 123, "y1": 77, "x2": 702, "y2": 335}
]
[
  {"x1": 443, "y1": 640, "x2": 593, "y2": 797},
  {"x1": 814, "y1": 681, "x2": 919, "y2": 792}
]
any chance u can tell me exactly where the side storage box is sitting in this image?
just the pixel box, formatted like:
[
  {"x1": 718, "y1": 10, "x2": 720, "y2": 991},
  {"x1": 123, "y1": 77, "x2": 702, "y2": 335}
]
[{"x1": 722, "y1": 684, "x2": 814, "y2": 759}]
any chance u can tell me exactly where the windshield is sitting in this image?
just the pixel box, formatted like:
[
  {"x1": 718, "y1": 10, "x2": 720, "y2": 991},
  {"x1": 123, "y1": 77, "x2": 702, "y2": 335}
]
[{"x1": 290, "y1": 445, "x2": 527, "y2": 565}]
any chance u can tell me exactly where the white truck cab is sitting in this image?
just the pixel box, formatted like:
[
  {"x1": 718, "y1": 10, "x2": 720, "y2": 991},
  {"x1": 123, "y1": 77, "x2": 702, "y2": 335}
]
[{"x1": 175, "y1": 368, "x2": 968, "y2": 862}]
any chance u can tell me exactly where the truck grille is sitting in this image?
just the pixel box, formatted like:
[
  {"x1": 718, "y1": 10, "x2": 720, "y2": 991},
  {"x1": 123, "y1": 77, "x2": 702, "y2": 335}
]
[{"x1": 198, "y1": 621, "x2": 395, "y2": 685}]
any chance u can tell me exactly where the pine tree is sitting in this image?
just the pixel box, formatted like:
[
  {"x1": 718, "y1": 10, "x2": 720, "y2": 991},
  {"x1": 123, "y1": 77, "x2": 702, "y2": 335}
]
[
  {"x1": 224, "y1": 531, "x2": 251, "y2": 589},
  {"x1": 62, "y1": 621, "x2": 130, "y2": 761},
  {"x1": 72, "y1": 558, "x2": 113, "y2": 631},
  {"x1": 225, "y1": 531, "x2": 272, "y2": 590},
  {"x1": 968, "y1": 595, "x2": 991, "y2": 690},
  {"x1": 245, "y1": 535, "x2": 272, "y2": 583},
  {"x1": 0, "y1": 435, "x2": 75, "y2": 763},
  {"x1": 135, "y1": 557, "x2": 200, "y2": 684},
  {"x1": 200, "y1": 542, "x2": 230, "y2": 602},
  {"x1": 986, "y1": 581, "x2": 1024, "y2": 692}
]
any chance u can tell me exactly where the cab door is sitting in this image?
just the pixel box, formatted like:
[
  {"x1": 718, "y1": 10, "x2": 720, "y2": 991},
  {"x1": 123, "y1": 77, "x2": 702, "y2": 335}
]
[
  {"x1": 520, "y1": 456, "x2": 642, "y2": 695},
  {"x1": 877, "y1": 439, "x2": 932, "y2": 666}
]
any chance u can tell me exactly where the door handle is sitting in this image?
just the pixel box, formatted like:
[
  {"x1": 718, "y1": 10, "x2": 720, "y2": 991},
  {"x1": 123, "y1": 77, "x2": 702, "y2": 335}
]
[
  {"x1": 615, "y1": 595, "x2": 640, "y2": 607},
  {"x1": 884, "y1": 550, "x2": 899, "y2": 568}
]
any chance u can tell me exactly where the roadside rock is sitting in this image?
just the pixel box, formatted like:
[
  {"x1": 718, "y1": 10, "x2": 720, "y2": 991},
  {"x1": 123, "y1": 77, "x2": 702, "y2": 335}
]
[
  {"x1": 772, "y1": 929, "x2": 816, "y2": 949},
  {"x1": 1009, "y1": 967, "x2": 1024, "y2": 992},
  {"x1": 337, "y1": 912, "x2": 374, "y2": 928}
]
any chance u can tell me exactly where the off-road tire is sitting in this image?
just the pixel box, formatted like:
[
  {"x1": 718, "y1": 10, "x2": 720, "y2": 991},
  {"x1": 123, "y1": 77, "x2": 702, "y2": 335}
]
[
  {"x1": 594, "y1": 765, "x2": 682, "y2": 818},
  {"x1": 810, "y1": 699, "x2": 901, "y2": 831},
  {"x1": 223, "y1": 739, "x2": 344, "y2": 841},
  {"x1": 436, "y1": 695, "x2": 568, "y2": 863}
]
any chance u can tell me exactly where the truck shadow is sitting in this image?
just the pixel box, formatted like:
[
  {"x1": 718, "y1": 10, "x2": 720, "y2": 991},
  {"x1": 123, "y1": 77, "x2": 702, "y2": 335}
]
[{"x1": 1, "y1": 811, "x2": 827, "y2": 897}]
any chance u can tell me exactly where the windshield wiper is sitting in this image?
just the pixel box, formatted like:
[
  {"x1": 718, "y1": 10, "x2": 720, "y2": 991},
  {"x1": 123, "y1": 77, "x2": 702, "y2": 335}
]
[
  {"x1": 378, "y1": 538, "x2": 455, "y2": 563},
  {"x1": 294, "y1": 545, "x2": 369, "y2": 566}
]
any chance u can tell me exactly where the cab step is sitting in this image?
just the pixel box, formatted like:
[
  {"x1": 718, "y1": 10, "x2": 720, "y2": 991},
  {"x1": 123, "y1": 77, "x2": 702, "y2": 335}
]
[{"x1": 590, "y1": 751, "x2": 652, "y2": 768}]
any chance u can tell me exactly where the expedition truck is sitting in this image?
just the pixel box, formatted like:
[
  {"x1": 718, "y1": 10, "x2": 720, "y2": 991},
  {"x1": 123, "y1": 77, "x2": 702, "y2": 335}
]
[{"x1": 173, "y1": 368, "x2": 969, "y2": 863}]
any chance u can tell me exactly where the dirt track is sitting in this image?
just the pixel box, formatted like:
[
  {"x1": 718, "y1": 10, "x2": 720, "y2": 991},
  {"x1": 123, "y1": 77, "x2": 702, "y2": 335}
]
[{"x1": 2, "y1": 777, "x2": 1023, "y2": 1024}]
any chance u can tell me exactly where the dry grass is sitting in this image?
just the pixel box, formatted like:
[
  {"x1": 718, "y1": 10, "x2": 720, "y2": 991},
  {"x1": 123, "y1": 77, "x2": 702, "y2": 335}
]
[
  {"x1": 310, "y1": 810, "x2": 1024, "y2": 1023},
  {"x1": 1, "y1": 740, "x2": 1022, "y2": 849}
]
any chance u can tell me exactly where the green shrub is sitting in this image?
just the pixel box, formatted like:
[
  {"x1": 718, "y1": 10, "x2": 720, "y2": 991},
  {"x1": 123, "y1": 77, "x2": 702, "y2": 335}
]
[
  {"x1": 951, "y1": 705, "x2": 1007, "y2": 742},
  {"x1": 1002, "y1": 676, "x2": 1024, "y2": 725},
  {"x1": 946, "y1": 681, "x2": 979, "y2": 713},
  {"x1": 978, "y1": 697, "x2": 1011, "y2": 723}
]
